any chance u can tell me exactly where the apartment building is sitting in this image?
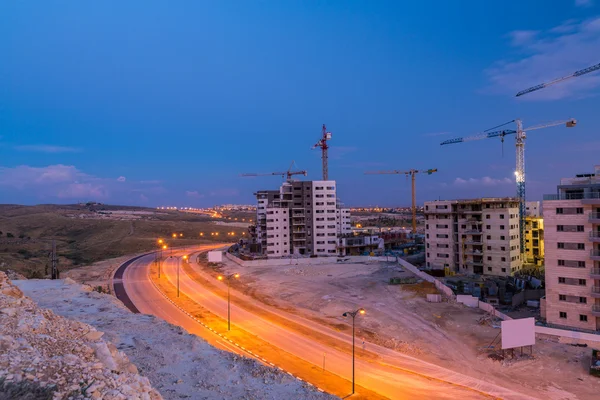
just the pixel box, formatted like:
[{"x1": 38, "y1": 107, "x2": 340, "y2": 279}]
[
  {"x1": 524, "y1": 216, "x2": 544, "y2": 265},
  {"x1": 526, "y1": 201, "x2": 541, "y2": 217},
  {"x1": 253, "y1": 180, "x2": 350, "y2": 257},
  {"x1": 543, "y1": 165, "x2": 600, "y2": 331},
  {"x1": 424, "y1": 198, "x2": 522, "y2": 276}
]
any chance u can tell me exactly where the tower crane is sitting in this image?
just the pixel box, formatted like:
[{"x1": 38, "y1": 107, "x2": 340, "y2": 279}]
[
  {"x1": 240, "y1": 161, "x2": 307, "y2": 182},
  {"x1": 365, "y1": 169, "x2": 438, "y2": 235},
  {"x1": 440, "y1": 118, "x2": 576, "y2": 255},
  {"x1": 516, "y1": 62, "x2": 600, "y2": 97},
  {"x1": 312, "y1": 124, "x2": 332, "y2": 180}
]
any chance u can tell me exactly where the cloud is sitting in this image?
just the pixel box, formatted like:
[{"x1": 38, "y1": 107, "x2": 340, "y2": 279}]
[
  {"x1": 575, "y1": 0, "x2": 593, "y2": 7},
  {"x1": 57, "y1": 183, "x2": 108, "y2": 199},
  {"x1": 0, "y1": 164, "x2": 84, "y2": 188},
  {"x1": 453, "y1": 176, "x2": 513, "y2": 186},
  {"x1": 507, "y1": 30, "x2": 539, "y2": 46},
  {"x1": 117, "y1": 176, "x2": 126, "y2": 182},
  {"x1": 485, "y1": 16, "x2": 600, "y2": 100},
  {"x1": 14, "y1": 144, "x2": 81, "y2": 153},
  {"x1": 209, "y1": 188, "x2": 240, "y2": 197},
  {"x1": 186, "y1": 190, "x2": 205, "y2": 198}
]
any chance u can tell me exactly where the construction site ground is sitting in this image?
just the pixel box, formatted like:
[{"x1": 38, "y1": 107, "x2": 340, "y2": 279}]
[{"x1": 212, "y1": 255, "x2": 600, "y2": 400}]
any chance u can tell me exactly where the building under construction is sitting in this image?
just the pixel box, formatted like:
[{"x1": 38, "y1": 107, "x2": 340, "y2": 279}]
[
  {"x1": 249, "y1": 179, "x2": 352, "y2": 257},
  {"x1": 424, "y1": 197, "x2": 523, "y2": 277}
]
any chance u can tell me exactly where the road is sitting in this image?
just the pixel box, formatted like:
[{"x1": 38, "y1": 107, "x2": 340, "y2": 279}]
[{"x1": 118, "y1": 247, "x2": 535, "y2": 400}]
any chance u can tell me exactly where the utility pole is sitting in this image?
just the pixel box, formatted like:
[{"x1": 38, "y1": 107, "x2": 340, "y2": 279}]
[{"x1": 51, "y1": 240, "x2": 59, "y2": 279}]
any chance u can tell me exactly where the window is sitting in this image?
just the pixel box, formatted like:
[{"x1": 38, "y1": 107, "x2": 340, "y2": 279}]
[
  {"x1": 577, "y1": 225, "x2": 584, "y2": 232},
  {"x1": 580, "y1": 315, "x2": 588, "y2": 322},
  {"x1": 559, "y1": 295, "x2": 566, "y2": 301},
  {"x1": 501, "y1": 257, "x2": 506, "y2": 262},
  {"x1": 578, "y1": 243, "x2": 585, "y2": 250},
  {"x1": 577, "y1": 207, "x2": 583, "y2": 214},
  {"x1": 486, "y1": 214, "x2": 490, "y2": 219},
  {"x1": 501, "y1": 246, "x2": 505, "y2": 251},
  {"x1": 500, "y1": 236, "x2": 505, "y2": 240},
  {"x1": 579, "y1": 279, "x2": 587, "y2": 286},
  {"x1": 487, "y1": 235, "x2": 491, "y2": 240},
  {"x1": 486, "y1": 225, "x2": 491, "y2": 230},
  {"x1": 487, "y1": 267, "x2": 492, "y2": 271},
  {"x1": 487, "y1": 256, "x2": 492, "y2": 261},
  {"x1": 559, "y1": 277, "x2": 566, "y2": 283},
  {"x1": 487, "y1": 246, "x2": 491, "y2": 250},
  {"x1": 558, "y1": 259, "x2": 565, "y2": 266},
  {"x1": 558, "y1": 242, "x2": 564, "y2": 249},
  {"x1": 500, "y1": 225, "x2": 505, "y2": 230},
  {"x1": 556, "y1": 208, "x2": 563, "y2": 214},
  {"x1": 580, "y1": 297, "x2": 587, "y2": 304},
  {"x1": 501, "y1": 268, "x2": 506, "y2": 272},
  {"x1": 461, "y1": 224, "x2": 466, "y2": 229},
  {"x1": 559, "y1": 312, "x2": 567, "y2": 319},
  {"x1": 500, "y1": 214, "x2": 505, "y2": 219}
]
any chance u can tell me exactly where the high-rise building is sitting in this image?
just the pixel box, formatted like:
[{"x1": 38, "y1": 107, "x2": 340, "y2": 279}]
[
  {"x1": 424, "y1": 198, "x2": 522, "y2": 276},
  {"x1": 526, "y1": 201, "x2": 541, "y2": 217},
  {"x1": 524, "y1": 216, "x2": 544, "y2": 266},
  {"x1": 543, "y1": 165, "x2": 600, "y2": 331},
  {"x1": 252, "y1": 180, "x2": 351, "y2": 257}
]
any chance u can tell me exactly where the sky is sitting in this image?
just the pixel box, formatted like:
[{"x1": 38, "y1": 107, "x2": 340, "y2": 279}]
[{"x1": 1, "y1": 1, "x2": 599, "y2": 207}]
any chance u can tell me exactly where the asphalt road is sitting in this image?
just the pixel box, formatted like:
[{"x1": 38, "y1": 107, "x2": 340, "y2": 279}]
[{"x1": 117, "y1": 247, "x2": 534, "y2": 400}]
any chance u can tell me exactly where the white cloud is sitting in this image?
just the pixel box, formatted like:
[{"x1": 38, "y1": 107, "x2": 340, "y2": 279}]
[
  {"x1": 57, "y1": 183, "x2": 108, "y2": 199},
  {"x1": 575, "y1": 0, "x2": 593, "y2": 7},
  {"x1": 186, "y1": 190, "x2": 205, "y2": 198},
  {"x1": 485, "y1": 16, "x2": 600, "y2": 100},
  {"x1": 507, "y1": 30, "x2": 539, "y2": 46},
  {"x1": 14, "y1": 144, "x2": 81, "y2": 153},
  {"x1": 453, "y1": 176, "x2": 513, "y2": 186},
  {"x1": 117, "y1": 176, "x2": 126, "y2": 182}
]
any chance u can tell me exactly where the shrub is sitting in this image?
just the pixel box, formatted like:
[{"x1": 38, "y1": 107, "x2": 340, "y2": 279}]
[{"x1": 6, "y1": 233, "x2": 14, "y2": 238}]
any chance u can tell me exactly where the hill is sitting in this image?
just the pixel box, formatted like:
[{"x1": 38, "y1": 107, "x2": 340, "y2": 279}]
[{"x1": 0, "y1": 204, "x2": 243, "y2": 277}]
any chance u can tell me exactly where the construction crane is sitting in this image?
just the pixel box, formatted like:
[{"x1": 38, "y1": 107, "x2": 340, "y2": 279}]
[
  {"x1": 312, "y1": 124, "x2": 332, "y2": 180},
  {"x1": 516, "y1": 62, "x2": 600, "y2": 97},
  {"x1": 240, "y1": 161, "x2": 307, "y2": 182},
  {"x1": 441, "y1": 118, "x2": 576, "y2": 255},
  {"x1": 365, "y1": 169, "x2": 438, "y2": 235}
]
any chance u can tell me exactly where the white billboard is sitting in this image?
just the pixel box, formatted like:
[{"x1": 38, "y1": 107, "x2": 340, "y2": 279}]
[
  {"x1": 501, "y1": 317, "x2": 535, "y2": 349},
  {"x1": 208, "y1": 251, "x2": 223, "y2": 263}
]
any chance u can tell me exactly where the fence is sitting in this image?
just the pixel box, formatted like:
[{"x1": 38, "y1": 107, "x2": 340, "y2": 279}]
[
  {"x1": 397, "y1": 259, "x2": 455, "y2": 298},
  {"x1": 225, "y1": 252, "x2": 394, "y2": 268}
]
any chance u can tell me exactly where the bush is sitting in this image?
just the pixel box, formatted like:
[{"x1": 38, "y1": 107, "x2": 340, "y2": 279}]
[
  {"x1": 6, "y1": 233, "x2": 14, "y2": 238},
  {"x1": 0, "y1": 377, "x2": 56, "y2": 400},
  {"x1": 18, "y1": 234, "x2": 25, "y2": 239}
]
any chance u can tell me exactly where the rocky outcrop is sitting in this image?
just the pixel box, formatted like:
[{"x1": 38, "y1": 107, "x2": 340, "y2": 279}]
[{"x1": 0, "y1": 271, "x2": 162, "y2": 400}]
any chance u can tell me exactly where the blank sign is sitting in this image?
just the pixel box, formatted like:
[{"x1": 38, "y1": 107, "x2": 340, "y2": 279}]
[
  {"x1": 501, "y1": 317, "x2": 535, "y2": 350},
  {"x1": 208, "y1": 251, "x2": 223, "y2": 263}
]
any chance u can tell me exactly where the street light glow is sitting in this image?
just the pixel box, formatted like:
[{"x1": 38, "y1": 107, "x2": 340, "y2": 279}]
[
  {"x1": 162, "y1": 245, "x2": 167, "y2": 250},
  {"x1": 172, "y1": 233, "x2": 177, "y2": 238},
  {"x1": 234, "y1": 273, "x2": 240, "y2": 278},
  {"x1": 218, "y1": 276, "x2": 223, "y2": 281}
]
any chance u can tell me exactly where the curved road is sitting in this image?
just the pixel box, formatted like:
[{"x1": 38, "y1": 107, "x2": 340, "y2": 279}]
[{"x1": 116, "y1": 247, "x2": 534, "y2": 400}]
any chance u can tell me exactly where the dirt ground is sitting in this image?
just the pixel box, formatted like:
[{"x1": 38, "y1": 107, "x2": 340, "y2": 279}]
[{"x1": 215, "y1": 256, "x2": 600, "y2": 400}]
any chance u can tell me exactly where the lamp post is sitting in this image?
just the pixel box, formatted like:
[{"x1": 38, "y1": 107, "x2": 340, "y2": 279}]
[
  {"x1": 218, "y1": 273, "x2": 240, "y2": 330},
  {"x1": 157, "y1": 239, "x2": 164, "y2": 277},
  {"x1": 177, "y1": 255, "x2": 187, "y2": 297},
  {"x1": 159, "y1": 244, "x2": 167, "y2": 278},
  {"x1": 342, "y1": 308, "x2": 365, "y2": 395}
]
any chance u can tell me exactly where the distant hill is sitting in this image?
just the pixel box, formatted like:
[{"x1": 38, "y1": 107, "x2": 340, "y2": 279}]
[{"x1": 0, "y1": 204, "x2": 242, "y2": 277}]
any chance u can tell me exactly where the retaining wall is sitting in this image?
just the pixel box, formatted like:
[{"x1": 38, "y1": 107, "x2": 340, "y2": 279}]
[
  {"x1": 397, "y1": 259, "x2": 455, "y2": 298},
  {"x1": 225, "y1": 252, "x2": 393, "y2": 268}
]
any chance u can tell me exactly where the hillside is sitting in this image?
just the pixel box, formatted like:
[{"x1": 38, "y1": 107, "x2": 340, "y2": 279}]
[{"x1": 0, "y1": 204, "x2": 245, "y2": 277}]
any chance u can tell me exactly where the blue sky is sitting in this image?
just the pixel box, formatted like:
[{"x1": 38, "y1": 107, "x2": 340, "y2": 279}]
[{"x1": 1, "y1": 1, "x2": 599, "y2": 207}]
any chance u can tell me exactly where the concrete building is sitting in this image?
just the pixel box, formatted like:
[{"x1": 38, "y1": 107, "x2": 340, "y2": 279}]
[
  {"x1": 524, "y1": 216, "x2": 544, "y2": 266},
  {"x1": 252, "y1": 180, "x2": 351, "y2": 258},
  {"x1": 424, "y1": 198, "x2": 522, "y2": 276},
  {"x1": 526, "y1": 201, "x2": 541, "y2": 217},
  {"x1": 543, "y1": 165, "x2": 600, "y2": 331}
]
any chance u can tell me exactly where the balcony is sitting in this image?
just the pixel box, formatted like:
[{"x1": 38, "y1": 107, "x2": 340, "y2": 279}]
[
  {"x1": 466, "y1": 260, "x2": 484, "y2": 267},
  {"x1": 592, "y1": 287, "x2": 600, "y2": 298},
  {"x1": 292, "y1": 229, "x2": 306, "y2": 235},
  {"x1": 464, "y1": 229, "x2": 483, "y2": 235},
  {"x1": 590, "y1": 231, "x2": 600, "y2": 242},
  {"x1": 591, "y1": 268, "x2": 600, "y2": 279},
  {"x1": 465, "y1": 240, "x2": 483, "y2": 245},
  {"x1": 590, "y1": 213, "x2": 600, "y2": 224},
  {"x1": 292, "y1": 219, "x2": 306, "y2": 226},
  {"x1": 591, "y1": 249, "x2": 600, "y2": 261},
  {"x1": 466, "y1": 219, "x2": 483, "y2": 224},
  {"x1": 544, "y1": 192, "x2": 600, "y2": 203},
  {"x1": 464, "y1": 249, "x2": 483, "y2": 256},
  {"x1": 592, "y1": 305, "x2": 600, "y2": 317}
]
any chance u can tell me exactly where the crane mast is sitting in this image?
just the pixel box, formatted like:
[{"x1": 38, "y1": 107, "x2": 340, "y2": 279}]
[
  {"x1": 312, "y1": 124, "x2": 332, "y2": 180},
  {"x1": 365, "y1": 168, "x2": 438, "y2": 235}
]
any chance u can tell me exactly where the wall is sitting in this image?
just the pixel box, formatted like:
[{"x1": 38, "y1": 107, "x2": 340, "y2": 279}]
[
  {"x1": 457, "y1": 295, "x2": 479, "y2": 307},
  {"x1": 225, "y1": 252, "x2": 392, "y2": 268},
  {"x1": 535, "y1": 326, "x2": 600, "y2": 348},
  {"x1": 397, "y1": 259, "x2": 455, "y2": 298}
]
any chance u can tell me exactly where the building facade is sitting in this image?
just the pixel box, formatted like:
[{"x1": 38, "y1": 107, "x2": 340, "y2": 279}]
[
  {"x1": 424, "y1": 198, "x2": 522, "y2": 276},
  {"x1": 543, "y1": 165, "x2": 600, "y2": 331},
  {"x1": 253, "y1": 180, "x2": 350, "y2": 257},
  {"x1": 524, "y1": 216, "x2": 544, "y2": 266},
  {"x1": 526, "y1": 201, "x2": 541, "y2": 217}
]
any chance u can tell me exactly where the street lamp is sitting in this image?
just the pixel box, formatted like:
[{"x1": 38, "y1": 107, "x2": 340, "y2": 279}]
[
  {"x1": 342, "y1": 308, "x2": 365, "y2": 395},
  {"x1": 159, "y1": 244, "x2": 167, "y2": 278},
  {"x1": 177, "y1": 255, "x2": 188, "y2": 298},
  {"x1": 172, "y1": 233, "x2": 177, "y2": 238},
  {"x1": 218, "y1": 273, "x2": 240, "y2": 330}
]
